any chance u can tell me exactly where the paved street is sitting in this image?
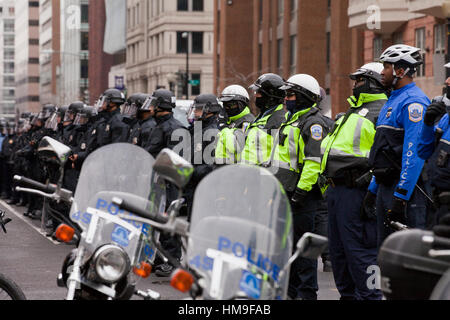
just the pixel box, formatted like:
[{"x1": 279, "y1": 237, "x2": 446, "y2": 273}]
[{"x1": 0, "y1": 199, "x2": 340, "y2": 300}]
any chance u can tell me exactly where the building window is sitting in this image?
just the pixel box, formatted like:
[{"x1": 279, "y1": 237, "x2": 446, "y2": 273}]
[
  {"x1": 415, "y1": 27, "x2": 426, "y2": 77},
  {"x1": 4, "y1": 34, "x2": 14, "y2": 46},
  {"x1": 277, "y1": 39, "x2": 283, "y2": 73},
  {"x1": 177, "y1": 0, "x2": 188, "y2": 11},
  {"x1": 434, "y1": 24, "x2": 446, "y2": 54},
  {"x1": 80, "y1": 59, "x2": 88, "y2": 79},
  {"x1": 81, "y1": 32, "x2": 89, "y2": 51},
  {"x1": 259, "y1": 0, "x2": 263, "y2": 24},
  {"x1": 3, "y1": 48, "x2": 14, "y2": 60},
  {"x1": 193, "y1": 0, "x2": 203, "y2": 11},
  {"x1": 278, "y1": 0, "x2": 284, "y2": 23},
  {"x1": 176, "y1": 32, "x2": 188, "y2": 53},
  {"x1": 4, "y1": 62, "x2": 14, "y2": 73},
  {"x1": 3, "y1": 19, "x2": 14, "y2": 32},
  {"x1": 373, "y1": 37, "x2": 383, "y2": 61},
  {"x1": 192, "y1": 32, "x2": 203, "y2": 54},
  {"x1": 290, "y1": 35, "x2": 297, "y2": 74},
  {"x1": 81, "y1": 4, "x2": 89, "y2": 23},
  {"x1": 3, "y1": 75, "x2": 14, "y2": 86},
  {"x1": 291, "y1": 0, "x2": 298, "y2": 20},
  {"x1": 393, "y1": 32, "x2": 403, "y2": 45}
]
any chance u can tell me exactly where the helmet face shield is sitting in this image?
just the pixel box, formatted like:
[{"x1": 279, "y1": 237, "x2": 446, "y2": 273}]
[
  {"x1": 141, "y1": 96, "x2": 159, "y2": 111},
  {"x1": 45, "y1": 113, "x2": 59, "y2": 132},
  {"x1": 94, "y1": 96, "x2": 107, "y2": 112},
  {"x1": 187, "y1": 103, "x2": 204, "y2": 124},
  {"x1": 73, "y1": 113, "x2": 89, "y2": 126},
  {"x1": 123, "y1": 103, "x2": 138, "y2": 117},
  {"x1": 63, "y1": 110, "x2": 76, "y2": 123}
]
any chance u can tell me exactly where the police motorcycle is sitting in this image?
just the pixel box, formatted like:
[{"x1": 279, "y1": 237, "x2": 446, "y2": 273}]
[
  {"x1": 112, "y1": 149, "x2": 329, "y2": 300},
  {"x1": 14, "y1": 137, "x2": 165, "y2": 300}
]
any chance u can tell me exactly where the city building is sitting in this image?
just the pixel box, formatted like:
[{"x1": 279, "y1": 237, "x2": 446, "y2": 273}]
[
  {"x1": 15, "y1": 0, "x2": 40, "y2": 114},
  {"x1": 0, "y1": 0, "x2": 15, "y2": 118},
  {"x1": 89, "y1": 0, "x2": 126, "y2": 105},
  {"x1": 126, "y1": 0, "x2": 214, "y2": 99},
  {"x1": 214, "y1": 0, "x2": 358, "y2": 117},
  {"x1": 348, "y1": 0, "x2": 449, "y2": 100},
  {"x1": 59, "y1": 0, "x2": 89, "y2": 105},
  {"x1": 39, "y1": 0, "x2": 61, "y2": 105}
]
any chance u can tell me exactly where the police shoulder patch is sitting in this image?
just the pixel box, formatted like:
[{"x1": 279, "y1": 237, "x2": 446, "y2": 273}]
[
  {"x1": 310, "y1": 124, "x2": 323, "y2": 141},
  {"x1": 408, "y1": 103, "x2": 424, "y2": 123}
]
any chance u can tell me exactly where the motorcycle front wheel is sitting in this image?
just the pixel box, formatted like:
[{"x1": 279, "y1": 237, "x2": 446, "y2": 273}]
[{"x1": 0, "y1": 273, "x2": 26, "y2": 300}]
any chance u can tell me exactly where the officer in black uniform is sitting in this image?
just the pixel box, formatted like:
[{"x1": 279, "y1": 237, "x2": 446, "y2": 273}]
[
  {"x1": 0, "y1": 118, "x2": 8, "y2": 199},
  {"x1": 140, "y1": 89, "x2": 189, "y2": 277},
  {"x1": 1, "y1": 121, "x2": 16, "y2": 201},
  {"x1": 126, "y1": 93, "x2": 156, "y2": 146},
  {"x1": 95, "y1": 89, "x2": 130, "y2": 148}
]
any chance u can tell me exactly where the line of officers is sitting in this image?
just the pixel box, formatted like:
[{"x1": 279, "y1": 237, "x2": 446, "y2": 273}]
[{"x1": 1, "y1": 43, "x2": 450, "y2": 300}]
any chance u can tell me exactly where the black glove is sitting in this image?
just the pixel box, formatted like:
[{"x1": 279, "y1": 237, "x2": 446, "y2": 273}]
[
  {"x1": 387, "y1": 197, "x2": 407, "y2": 223},
  {"x1": 361, "y1": 191, "x2": 377, "y2": 221},
  {"x1": 291, "y1": 188, "x2": 308, "y2": 207},
  {"x1": 433, "y1": 213, "x2": 450, "y2": 238},
  {"x1": 424, "y1": 101, "x2": 446, "y2": 126}
]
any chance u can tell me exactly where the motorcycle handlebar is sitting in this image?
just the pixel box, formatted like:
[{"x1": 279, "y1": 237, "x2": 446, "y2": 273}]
[
  {"x1": 14, "y1": 175, "x2": 56, "y2": 194},
  {"x1": 112, "y1": 197, "x2": 169, "y2": 224}
]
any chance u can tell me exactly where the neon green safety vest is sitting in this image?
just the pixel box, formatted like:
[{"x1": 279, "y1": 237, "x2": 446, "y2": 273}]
[
  {"x1": 215, "y1": 107, "x2": 254, "y2": 165},
  {"x1": 320, "y1": 93, "x2": 388, "y2": 178},
  {"x1": 267, "y1": 106, "x2": 328, "y2": 193},
  {"x1": 241, "y1": 104, "x2": 286, "y2": 166}
]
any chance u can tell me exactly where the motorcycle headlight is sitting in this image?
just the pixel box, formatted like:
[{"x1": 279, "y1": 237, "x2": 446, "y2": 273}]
[{"x1": 93, "y1": 245, "x2": 130, "y2": 284}]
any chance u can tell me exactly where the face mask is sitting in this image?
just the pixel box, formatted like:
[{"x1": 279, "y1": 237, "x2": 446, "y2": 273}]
[
  {"x1": 353, "y1": 85, "x2": 366, "y2": 102},
  {"x1": 255, "y1": 96, "x2": 268, "y2": 111},
  {"x1": 286, "y1": 100, "x2": 298, "y2": 114}
]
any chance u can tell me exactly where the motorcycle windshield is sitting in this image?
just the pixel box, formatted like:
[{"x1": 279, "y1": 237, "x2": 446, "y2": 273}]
[
  {"x1": 69, "y1": 143, "x2": 166, "y2": 264},
  {"x1": 187, "y1": 164, "x2": 293, "y2": 300}
]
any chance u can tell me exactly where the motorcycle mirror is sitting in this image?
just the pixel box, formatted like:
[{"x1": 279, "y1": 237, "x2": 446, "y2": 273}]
[
  {"x1": 37, "y1": 136, "x2": 72, "y2": 165},
  {"x1": 295, "y1": 232, "x2": 328, "y2": 260},
  {"x1": 153, "y1": 148, "x2": 194, "y2": 190}
]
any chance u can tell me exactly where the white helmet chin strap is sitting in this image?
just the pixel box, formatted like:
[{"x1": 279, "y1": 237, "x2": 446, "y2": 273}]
[{"x1": 392, "y1": 66, "x2": 410, "y2": 88}]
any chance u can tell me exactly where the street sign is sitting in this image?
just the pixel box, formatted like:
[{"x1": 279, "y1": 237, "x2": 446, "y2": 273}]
[{"x1": 189, "y1": 79, "x2": 200, "y2": 86}]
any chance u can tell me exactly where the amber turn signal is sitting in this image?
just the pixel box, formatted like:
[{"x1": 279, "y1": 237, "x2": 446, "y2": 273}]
[
  {"x1": 170, "y1": 268, "x2": 194, "y2": 293},
  {"x1": 55, "y1": 224, "x2": 75, "y2": 243},
  {"x1": 133, "y1": 262, "x2": 152, "y2": 278}
]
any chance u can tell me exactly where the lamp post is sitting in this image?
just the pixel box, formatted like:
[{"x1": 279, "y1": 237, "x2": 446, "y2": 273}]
[{"x1": 182, "y1": 32, "x2": 190, "y2": 99}]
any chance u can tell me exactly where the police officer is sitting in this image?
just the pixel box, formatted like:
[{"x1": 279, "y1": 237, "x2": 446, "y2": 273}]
[
  {"x1": 1, "y1": 121, "x2": 16, "y2": 200},
  {"x1": 418, "y1": 62, "x2": 450, "y2": 227},
  {"x1": 55, "y1": 105, "x2": 69, "y2": 142},
  {"x1": 241, "y1": 73, "x2": 286, "y2": 166},
  {"x1": 267, "y1": 74, "x2": 330, "y2": 300},
  {"x1": 185, "y1": 94, "x2": 222, "y2": 213},
  {"x1": 22, "y1": 107, "x2": 55, "y2": 219},
  {"x1": 215, "y1": 85, "x2": 255, "y2": 165},
  {"x1": 140, "y1": 89, "x2": 188, "y2": 277},
  {"x1": 95, "y1": 89, "x2": 130, "y2": 147},
  {"x1": 126, "y1": 93, "x2": 155, "y2": 146},
  {"x1": 321, "y1": 62, "x2": 387, "y2": 300},
  {"x1": 363, "y1": 45, "x2": 431, "y2": 247}
]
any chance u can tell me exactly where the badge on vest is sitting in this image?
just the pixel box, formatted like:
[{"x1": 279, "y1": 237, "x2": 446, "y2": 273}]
[
  {"x1": 358, "y1": 108, "x2": 369, "y2": 117},
  {"x1": 408, "y1": 103, "x2": 424, "y2": 123},
  {"x1": 81, "y1": 143, "x2": 86, "y2": 150},
  {"x1": 133, "y1": 137, "x2": 138, "y2": 145},
  {"x1": 310, "y1": 124, "x2": 323, "y2": 141},
  {"x1": 92, "y1": 129, "x2": 96, "y2": 135},
  {"x1": 106, "y1": 125, "x2": 111, "y2": 132}
]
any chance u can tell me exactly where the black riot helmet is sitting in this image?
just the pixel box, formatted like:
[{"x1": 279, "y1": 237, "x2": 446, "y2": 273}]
[
  {"x1": 57, "y1": 105, "x2": 69, "y2": 122},
  {"x1": 124, "y1": 93, "x2": 149, "y2": 117},
  {"x1": 349, "y1": 62, "x2": 386, "y2": 100},
  {"x1": 64, "y1": 101, "x2": 86, "y2": 122},
  {"x1": 187, "y1": 94, "x2": 223, "y2": 123},
  {"x1": 0, "y1": 118, "x2": 7, "y2": 134},
  {"x1": 73, "y1": 106, "x2": 98, "y2": 126},
  {"x1": 95, "y1": 88, "x2": 126, "y2": 112},
  {"x1": 20, "y1": 112, "x2": 32, "y2": 120},
  {"x1": 141, "y1": 89, "x2": 176, "y2": 112},
  {"x1": 249, "y1": 73, "x2": 286, "y2": 110},
  {"x1": 38, "y1": 104, "x2": 57, "y2": 121}
]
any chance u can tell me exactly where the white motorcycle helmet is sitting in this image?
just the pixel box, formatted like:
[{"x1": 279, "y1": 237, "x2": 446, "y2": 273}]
[
  {"x1": 281, "y1": 74, "x2": 321, "y2": 104},
  {"x1": 220, "y1": 85, "x2": 250, "y2": 104}
]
